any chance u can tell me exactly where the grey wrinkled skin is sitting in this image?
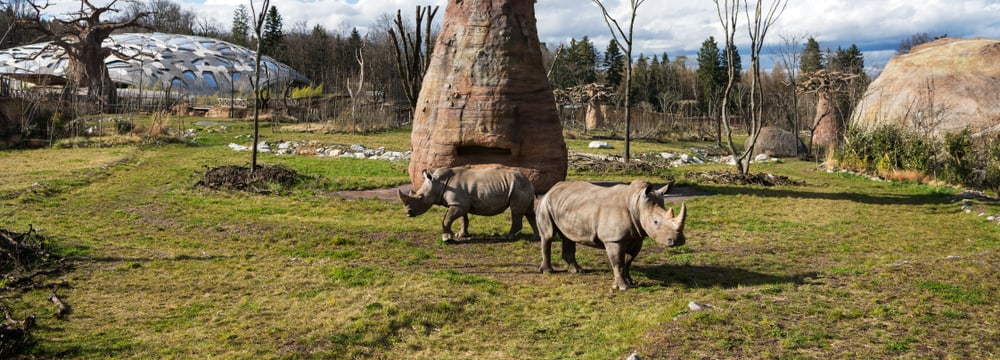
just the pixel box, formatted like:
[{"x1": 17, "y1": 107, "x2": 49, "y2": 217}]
[
  {"x1": 398, "y1": 167, "x2": 539, "y2": 243},
  {"x1": 536, "y1": 180, "x2": 686, "y2": 290}
]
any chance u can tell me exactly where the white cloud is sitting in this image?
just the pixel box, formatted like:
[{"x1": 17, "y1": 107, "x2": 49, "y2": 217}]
[{"x1": 39, "y1": 0, "x2": 1000, "y2": 71}]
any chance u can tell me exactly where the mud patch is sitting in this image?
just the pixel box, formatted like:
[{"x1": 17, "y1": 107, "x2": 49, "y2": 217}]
[
  {"x1": 196, "y1": 164, "x2": 303, "y2": 194},
  {"x1": 685, "y1": 170, "x2": 804, "y2": 186}
]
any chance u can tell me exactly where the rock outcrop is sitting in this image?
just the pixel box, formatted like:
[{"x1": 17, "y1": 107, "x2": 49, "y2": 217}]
[
  {"x1": 746, "y1": 126, "x2": 807, "y2": 158},
  {"x1": 851, "y1": 38, "x2": 1000, "y2": 138},
  {"x1": 408, "y1": 0, "x2": 567, "y2": 193}
]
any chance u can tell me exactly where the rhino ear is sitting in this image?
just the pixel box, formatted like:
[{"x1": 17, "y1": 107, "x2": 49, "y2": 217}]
[
  {"x1": 653, "y1": 182, "x2": 673, "y2": 198},
  {"x1": 422, "y1": 169, "x2": 433, "y2": 182}
]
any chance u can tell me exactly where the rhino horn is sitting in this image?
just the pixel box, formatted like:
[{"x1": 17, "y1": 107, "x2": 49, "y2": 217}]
[
  {"x1": 397, "y1": 189, "x2": 410, "y2": 201},
  {"x1": 675, "y1": 202, "x2": 687, "y2": 229}
]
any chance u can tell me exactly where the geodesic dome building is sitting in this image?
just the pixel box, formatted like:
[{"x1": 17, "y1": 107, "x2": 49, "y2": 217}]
[{"x1": 0, "y1": 32, "x2": 311, "y2": 96}]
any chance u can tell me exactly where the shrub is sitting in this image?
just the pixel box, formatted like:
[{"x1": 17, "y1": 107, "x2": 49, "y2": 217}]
[
  {"x1": 114, "y1": 118, "x2": 134, "y2": 135},
  {"x1": 838, "y1": 125, "x2": 937, "y2": 178},
  {"x1": 942, "y1": 128, "x2": 973, "y2": 185}
]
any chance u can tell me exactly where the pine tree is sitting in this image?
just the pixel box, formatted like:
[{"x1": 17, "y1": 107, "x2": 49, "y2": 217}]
[
  {"x1": 696, "y1": 36, "x2": 725, "y2": 109},
  {"x1": 231, "y1": 5, "x2": 250, "y2": 47},
  {"x1": 261, "y1": 5, "x2": 283, "y2": 57},
  {"x1": 800, "y1": 36, "x2": 823, "y2": 76},
  {"x1": 722, "y1": 43, "x2": 742, "y2": 84},
  {"x1": 603, "y1": 39, "x2": 625, "y2": 89}
]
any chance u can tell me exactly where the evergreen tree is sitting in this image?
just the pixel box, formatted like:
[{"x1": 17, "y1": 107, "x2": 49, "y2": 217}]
[
  {"x1": 800, "y1": 36, "x2": 823, "y2": 76},
  {"x1": 603, "y1": 39, "x2": 625, "y2": 89},
  {"x1": 722, "y1": 43, "x2": 741, "y2": 84},
  {"x1": 696, "y1": 36, "x2": 725, "y2": 109},
  {"x1": 572, "y1": 36, "x2": 598, "y2": 85},
  {"x1": 261, "y1": 5, "x2": 284, "y2": 57},
  {"x1": 629, "y1": 54, "x2": 650, "y2": 106},
  {"x1": 231, "y1": 5, "x2": 250, "y2": 47},
  {"x1": 831, "y1": 44, "x2": 864, "y2": 74},
  {"x1": 550, "y1": 36, "x2": 598, "y2": 89}
]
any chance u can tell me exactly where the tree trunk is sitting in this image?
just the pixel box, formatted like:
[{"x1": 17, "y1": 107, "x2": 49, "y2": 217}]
[{"x1": 812, "y1": 90, "x2": 842, "y2": 148}]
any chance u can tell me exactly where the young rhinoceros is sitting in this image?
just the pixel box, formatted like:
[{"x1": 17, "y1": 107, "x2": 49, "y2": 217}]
[
  {"x1": 398, "y1": 167, "x2": 539, "y2": 243},
  {"x1": 536, "y1": 180, "x2": 686, "y2": 290}
]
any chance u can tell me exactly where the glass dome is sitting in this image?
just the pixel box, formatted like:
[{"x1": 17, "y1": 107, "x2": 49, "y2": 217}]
[{"x1": 0, "y1": 32, "x2": 311, "y2": 96}]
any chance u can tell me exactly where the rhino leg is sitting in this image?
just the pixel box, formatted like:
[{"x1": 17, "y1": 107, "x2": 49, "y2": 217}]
[
  {"x1": 457, "y1": 213, "x2": 470, "y2": 239},
  {"x1": 605, "y1": 243, "x2": 630, "y2": 291},
  {"x1": 441, "y1": 206, "x2": 467, "y2": 242},
  {"x1": 623, "y1": 244, "x2": 642, "y2": 287},
  {"x1": 561, "y1": 240, "x2": 583, "y2": 274},
  {"x1": 524, "y1": 208, "x2": 540, "y2": 241},
  {"x1": 506, "y1": 209, "x2": 524, "y2": 241},
  {"x1": 537, "y1": 211, "x2": 555, "y2": 273}
]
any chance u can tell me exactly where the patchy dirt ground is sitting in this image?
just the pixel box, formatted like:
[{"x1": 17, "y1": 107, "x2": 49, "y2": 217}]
[{"x1": 195, "y1": 164, "x2": 303, "y2": 193}]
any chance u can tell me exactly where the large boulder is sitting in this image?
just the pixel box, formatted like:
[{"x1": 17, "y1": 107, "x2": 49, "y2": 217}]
[
  {"x1": 746, "y1": 126, "x2": 807, "y2": 158},
  {"x1": 851, "y1": 38, "x2": 1000, "y2": 138},
  {"x1": 408, "y1": 0, "x2": 567, "y2": 194}
]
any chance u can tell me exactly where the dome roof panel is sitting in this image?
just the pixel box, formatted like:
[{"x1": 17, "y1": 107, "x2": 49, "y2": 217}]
[{"x1": 0, "y1": 32, "x2": 311, "y2": 95}]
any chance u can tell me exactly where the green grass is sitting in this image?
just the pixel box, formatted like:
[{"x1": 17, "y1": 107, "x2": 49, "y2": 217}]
[{"x1": 1, "y1": 119, "x2": 998, "y2": 359}]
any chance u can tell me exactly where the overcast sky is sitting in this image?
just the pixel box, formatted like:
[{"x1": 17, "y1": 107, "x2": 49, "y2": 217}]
[{"x1": 49, "y1": 0, "x2": 1000, "y2": 73}]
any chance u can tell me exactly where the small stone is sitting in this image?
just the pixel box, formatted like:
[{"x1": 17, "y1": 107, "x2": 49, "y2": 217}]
[
  {"x1": 688, "y1": 301, "x2": 712, "y2": 311},
  {"x1": 588, "y1": 141, "x2": 612, "y2": 149}
]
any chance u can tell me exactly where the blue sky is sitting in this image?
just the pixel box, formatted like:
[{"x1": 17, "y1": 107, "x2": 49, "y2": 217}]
[{"x1": 46, "y1": 0, "x2": 1000, "y2": 74}]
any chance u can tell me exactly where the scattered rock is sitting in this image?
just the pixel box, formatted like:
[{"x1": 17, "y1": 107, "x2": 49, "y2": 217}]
[
  {"x1": 589, "y1": 141, "x2": 612, "y2": 149},
  {"x1": 688, "y1": 301, "x2": 712, "y2": 311}
]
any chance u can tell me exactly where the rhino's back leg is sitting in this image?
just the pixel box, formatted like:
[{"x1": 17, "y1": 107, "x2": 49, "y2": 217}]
[
  {"x1": 537, "y1": 199, "x2": 557, "y2": 273},
  {"x1": 561, "y1": 237, "x2": 582, "y2": 273}
]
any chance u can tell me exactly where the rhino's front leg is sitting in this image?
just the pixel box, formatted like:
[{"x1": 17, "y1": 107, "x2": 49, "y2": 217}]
[
  {"x1": 605, "y1": 243, "x2": 630, "y2": 291},
  {"x1": 441, "y1": 206, "x2": 466, "y2": 242},
  {"x1": 623, "y1": 242, "x2": 643, "y2": 287}
]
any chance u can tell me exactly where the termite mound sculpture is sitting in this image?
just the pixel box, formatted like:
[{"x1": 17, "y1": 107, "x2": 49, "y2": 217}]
[{"x1": 408, "y1": 0, "x2": 567, "y2": 193}]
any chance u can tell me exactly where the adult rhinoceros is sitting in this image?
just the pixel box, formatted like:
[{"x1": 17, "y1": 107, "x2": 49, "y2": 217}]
[
  {"x1": 536, "y1": 180, "x2": 686, "y2": 290},
  {"x1": 398, "y1": 167, "x2": 538, "y2": 243}
]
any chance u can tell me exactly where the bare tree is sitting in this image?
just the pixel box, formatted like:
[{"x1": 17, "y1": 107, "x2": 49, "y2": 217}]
[
  {"x1": 387, "y1": 5, "x2": 438, "y2": 109},
  {"x1": 771, "y1": 33, "x2": 808, "y2": 153},
  {"x1": 714, "y1": 0, "x2": 786, "y2": 175},
  {"x1": 593, "y1": 0, "x2": 645, "y2": 162},
  {"x1": 798, "y1": 69, "x2": 858, "y2": 152},
  {"x1": 249, "y1": 0, "x2": 270, "y2": 172},
  {"x1": 17, "y1": 0, "x2": 151, "y2": 110}
]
